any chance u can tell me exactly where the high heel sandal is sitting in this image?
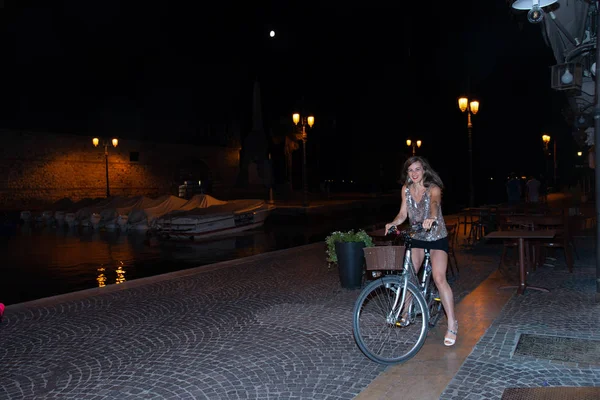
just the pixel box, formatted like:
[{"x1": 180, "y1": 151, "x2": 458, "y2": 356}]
[
  {"x1": 444, "y1": 320, "x2": 458, "y2": 346},
  {"x1": 397, "y1": 312, "x2": 410, "y2": 327}
]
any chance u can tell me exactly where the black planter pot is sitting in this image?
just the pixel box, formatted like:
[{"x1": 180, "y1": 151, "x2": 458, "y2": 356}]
[{"x1": 335, "y1": 241, "x2": 365, "y2": 289}]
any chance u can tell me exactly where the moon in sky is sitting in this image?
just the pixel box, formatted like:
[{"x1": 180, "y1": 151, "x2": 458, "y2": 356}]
[{"x1": 269, "y1": 30, "x2": 275, "y2": 38}]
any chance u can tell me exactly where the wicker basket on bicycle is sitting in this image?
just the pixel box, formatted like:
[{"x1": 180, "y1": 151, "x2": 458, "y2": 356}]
[{"x1": 363, "y1": 246, "x2": 406, "y2": 271}]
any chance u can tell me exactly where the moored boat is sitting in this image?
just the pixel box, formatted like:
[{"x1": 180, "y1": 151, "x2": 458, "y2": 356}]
[{"x1": 151, "y1": 199, "x2": 274, "y2": 241}]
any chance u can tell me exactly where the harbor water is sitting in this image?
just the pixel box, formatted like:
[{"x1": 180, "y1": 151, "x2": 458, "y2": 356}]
[{"x1": 0, "y1": 204, "x2": 397, "y2": 306}]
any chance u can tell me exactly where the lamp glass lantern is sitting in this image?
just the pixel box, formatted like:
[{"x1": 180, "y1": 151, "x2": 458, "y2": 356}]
[
  {"x1": 458, "y1": 97, "x2": 468, "y2": 112},
  {"x1": 542, "y1": 134, "x2": 551, "y2": 145},
  {"x1": 458, "y1": 97, "x2": 480, "y2": 114}
]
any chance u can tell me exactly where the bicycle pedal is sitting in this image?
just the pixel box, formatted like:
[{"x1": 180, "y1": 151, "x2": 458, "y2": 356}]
[{"x1": 434, "y1": 297, "x2": 441, "y2": 302}]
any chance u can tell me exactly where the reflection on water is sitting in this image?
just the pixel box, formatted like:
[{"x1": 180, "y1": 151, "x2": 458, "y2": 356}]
[
  {"x1": 0, "y1": 206, "x2": 396, "y2": 305},
  {"x1": 97, "y1": 267, "x2": 107, "y2": 287},
  {"x1": 115, "y1": 262, "x2": 126, "y2": 285},
  {"x1": 97, "y1": 261, "x2": 126, "y2": 287}
]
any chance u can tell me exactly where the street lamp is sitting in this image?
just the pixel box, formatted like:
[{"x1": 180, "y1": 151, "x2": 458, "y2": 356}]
[
  {"x1": 542, "y1": 134, "x2": 557, "y2": 186},
  {"x1": 458, "y1": 96, "x2": 480, "y2": 207},
  {"x1": 541, "y1": 134, "x2": 552, "y2": 189},
  {"x1": 511, "y1": 0, "x2": 559, "y2": 24},
  {"x1": 292, "y1": 113, "x2": 315, "y2": 207},
  {"x1": 92, "y1": 137, "x2": 119, "y2": 198},
  {"x1": 406, "y1": 139, "x2": 422, "y2": 156},
  {"x1": 542, "y1": 134, "x2": 551, "y2": 151}
]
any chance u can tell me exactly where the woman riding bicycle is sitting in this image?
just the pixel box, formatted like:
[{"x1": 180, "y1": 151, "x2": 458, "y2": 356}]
[{"x1": 384, "y1": 156, "x2": 458, "y2": 346}]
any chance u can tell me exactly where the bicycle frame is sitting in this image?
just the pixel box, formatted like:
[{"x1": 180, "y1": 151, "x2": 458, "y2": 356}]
[
  {"x1": 386, "y1": 229, "x2": 433, "y2": 325},
  {"x1": 419, "y1": 250, "x2": 433, "y2": 299}
]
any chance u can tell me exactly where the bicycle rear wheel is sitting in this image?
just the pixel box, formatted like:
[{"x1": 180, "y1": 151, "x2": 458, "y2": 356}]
[{"x1": 353, "y1": 275, "x2": 429, "y2": 365}]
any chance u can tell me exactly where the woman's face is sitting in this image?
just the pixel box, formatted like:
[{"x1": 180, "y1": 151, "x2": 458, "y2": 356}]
[{"x1": 407, "y1": 161, "x2": 424, "y2": 184}]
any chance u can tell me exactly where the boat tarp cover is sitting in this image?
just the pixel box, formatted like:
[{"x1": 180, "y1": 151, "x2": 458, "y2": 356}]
[
  {"x1": 178, "y1": 194, "x2": 228, "y2": 211},
  {"x1": 127, "y1": 195, "x2": 189, "y2": 225},
  {"x1": 162, "y1": 199, "x2": 265, "y2": 220},
  {"x1": 75, "y1": 196, "x2": 135, "y2": 221},
  {"x1": 128, "y1": 195, "x2": 229, "y2": 225}
]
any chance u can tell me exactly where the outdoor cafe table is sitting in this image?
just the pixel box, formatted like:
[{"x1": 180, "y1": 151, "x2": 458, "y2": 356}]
[{"x1": 485, "y1": 229, "x2": 557, "y2": 295}]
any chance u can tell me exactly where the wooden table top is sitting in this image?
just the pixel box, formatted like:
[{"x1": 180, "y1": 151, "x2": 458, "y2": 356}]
[
  {"x1": 485, "y1": 229, "x2": 557, "y2": 240},
  {"x1": 462, "y1": 207, "x2": 491, "y2": 212}
]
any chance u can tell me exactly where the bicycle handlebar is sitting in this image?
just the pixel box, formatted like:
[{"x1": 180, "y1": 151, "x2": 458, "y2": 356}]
[{"x1": 386, "y1": 221, "x2": 437, "y2": 239}]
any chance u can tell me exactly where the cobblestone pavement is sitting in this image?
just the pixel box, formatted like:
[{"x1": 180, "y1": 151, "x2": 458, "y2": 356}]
[
  {"x1": 441, "y1": 237, "x2": 600, "y2": 400},
  {"x1": 0, "y1": 240, "x2": 498, "y2": 400}
]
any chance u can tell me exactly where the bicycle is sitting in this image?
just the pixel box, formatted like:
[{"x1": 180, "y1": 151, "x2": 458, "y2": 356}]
[{"x1": 352, "y1": 224, "x2": 443, "y2": 365}]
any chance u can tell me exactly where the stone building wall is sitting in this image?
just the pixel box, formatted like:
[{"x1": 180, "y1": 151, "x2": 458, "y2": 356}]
[{"x1": 0, "y1": 130, "x2": 240, "y2": 209}]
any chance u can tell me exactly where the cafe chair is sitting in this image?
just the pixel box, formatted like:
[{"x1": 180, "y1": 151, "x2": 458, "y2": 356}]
[
  {"x1": 470, "y1": 208, "x2": 492, "y2": 242},
  {"x1": 457, "y1": 208, "x2": 475, "y2": 237},
  {"x1": 534, "y1": 215, "x2": 575, "y2": 273},
  {"x1": 446, "y1": 223, "x2": 459, "y2": 278}
]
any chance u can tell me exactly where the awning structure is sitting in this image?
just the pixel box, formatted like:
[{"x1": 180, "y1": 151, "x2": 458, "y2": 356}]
[
  {"x1": 508, "y1": 0, "x2": 600, "y2": 301},
  {"x1": 509, "y1": 0, "x2": 596, "y2": 147}
]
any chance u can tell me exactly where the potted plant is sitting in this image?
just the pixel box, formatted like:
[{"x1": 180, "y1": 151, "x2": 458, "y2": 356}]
[{"x1": 326, "y1": 229, "x2": 374, "y2": 289}]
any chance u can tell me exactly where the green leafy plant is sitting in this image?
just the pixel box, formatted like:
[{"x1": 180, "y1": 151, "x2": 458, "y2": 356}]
[{"x1": 325, "y1": 229, "x2": 374, "y2": 263}]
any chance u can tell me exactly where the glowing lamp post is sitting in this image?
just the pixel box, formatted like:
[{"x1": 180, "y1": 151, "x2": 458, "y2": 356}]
[
  {"x1": 406, "y1": 139, "x2": 422, "y2": 156},
  {"x1": 293, "y1": 113, "x2": 315, "y2": 207},
  {"x1": 93, "y1": 137, "x2": 119, "y2": 197},
  {"x1": 458, "y1": 97, "x2": 480, "y2": 207},
  {"x1": 542, "y1": 134, "x2": 557, "y2": 186},
  {"x1": 542, "y1": 134, "x2": 552, "y2": 189},
  {"x1": 542, "y1": 134, "x2": 551, "y2": 151}
]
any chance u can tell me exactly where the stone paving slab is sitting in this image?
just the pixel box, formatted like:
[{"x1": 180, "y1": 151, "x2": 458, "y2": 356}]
[
  {"x1": 441, "y1": 238, "x2": 600, "y2": 400},
  {"x1": 0, "y1": 244, "x2": 382, "y2": 399},
  {"x1": 0, "y1": 240, "x2": 499, "y2": 400}
]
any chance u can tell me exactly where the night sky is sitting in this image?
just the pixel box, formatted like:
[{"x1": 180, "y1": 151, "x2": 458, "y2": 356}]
[{"x1": 0, "y1": 1, "x2": 579, "y2": 207}]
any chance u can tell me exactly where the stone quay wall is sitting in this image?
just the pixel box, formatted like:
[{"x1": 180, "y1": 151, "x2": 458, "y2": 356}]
[{"x1": 0, "y1": 130, "x2": 240, "y2": 210}]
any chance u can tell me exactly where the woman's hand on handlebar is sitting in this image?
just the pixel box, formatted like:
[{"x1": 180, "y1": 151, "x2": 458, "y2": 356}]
[
  {"x1": 422, "y1": 218, "x2": 437, "y2": 230},
  {"x1": 384, "y1": 223, "x2": 397, "y2": 236}
]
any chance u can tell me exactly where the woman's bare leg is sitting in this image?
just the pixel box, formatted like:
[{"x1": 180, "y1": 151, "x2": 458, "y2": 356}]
[
  {"x1": 411, "y1": 248, "x2": 424, "y2": 274},
  {"x1": 399, "y1": 248, "x2": 425, "y2": 324},
  {"x1": 430, "y1": 249, "x2": 457, "y2": 345}
]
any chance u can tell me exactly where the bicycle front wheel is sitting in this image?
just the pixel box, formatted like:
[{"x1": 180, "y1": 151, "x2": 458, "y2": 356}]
[
  {"x1": 425, "y1": 277, "x2": 443, "y2": 328},
  {"x1": 352, "y1": 275, "x2": 429, "y2": 365}
]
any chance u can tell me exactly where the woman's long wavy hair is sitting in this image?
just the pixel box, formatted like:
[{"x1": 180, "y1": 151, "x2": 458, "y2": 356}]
[{"x1": 401, "y1": 156, "x2": 444, "y2": 190}]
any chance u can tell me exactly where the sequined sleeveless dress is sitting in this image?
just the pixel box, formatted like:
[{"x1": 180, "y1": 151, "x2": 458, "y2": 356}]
[{"x1": 405, "y1": 185, "x2": 448, "y2": 242}]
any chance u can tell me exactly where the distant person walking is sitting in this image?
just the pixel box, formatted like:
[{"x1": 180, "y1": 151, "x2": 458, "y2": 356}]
[
  {"x1": 506, "y1": 173, "x2": 522, "y2": 205},
  {"x1": 525, "y1": 175, "x2": 541, "y2": 203}
]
